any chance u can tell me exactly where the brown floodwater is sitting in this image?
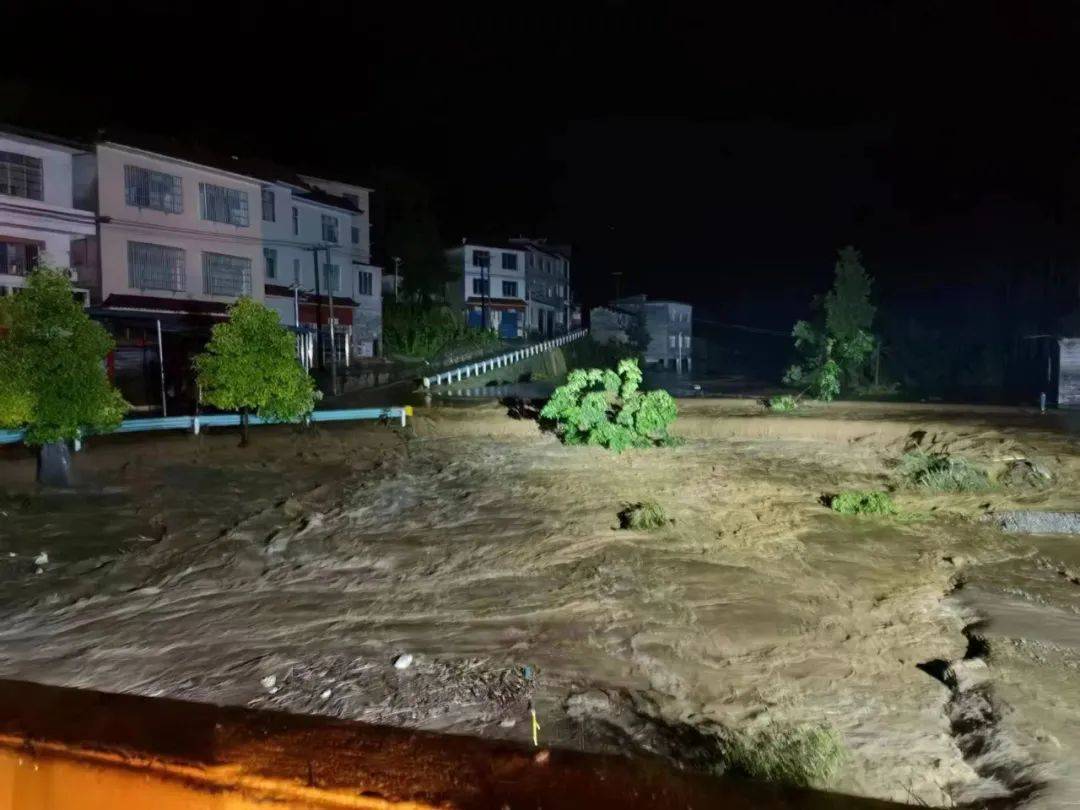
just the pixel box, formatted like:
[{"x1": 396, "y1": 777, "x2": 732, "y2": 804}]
[{"x1": 2, "y1": 400, "x2": 1080, "y2": 807}]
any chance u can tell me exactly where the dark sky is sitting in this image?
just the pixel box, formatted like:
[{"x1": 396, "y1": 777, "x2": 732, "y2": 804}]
[{"x1": 6, "y1": 1, "x2": 1080, "y2": 322}]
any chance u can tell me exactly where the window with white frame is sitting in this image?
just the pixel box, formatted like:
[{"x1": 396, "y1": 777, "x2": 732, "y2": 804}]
[
  {"x1": 0, "y1": 151, "x2": 43, "y2": 200},
  {"x1": 472, "y1": 250, "x2": 490, "y2": 268},
  {"x1": 351, "y1": 226, "x2": 360, "y2": 245},
  {"x1": 291, "y1": 206, "x2": 299, "y2": 235},
  {"x1": 321, "y1": 214, "x2": 339, "y2": 243},
  {"x1": 501, "y1": 252, "x2": 518, "y2": 270},
  {"x1": 124, "y1": 165, "x2": 182, "y2": 213},
  {"x1": 324, "y1": 263, "x2": 340, "y2": 293},
  {"x1": 472, "y1": 277, "x2": 489, "y2": 295},
  {"x1": 264, "y1": 247, "x2": 277, "y2": 280},
  {"x1": 261, "y1": 188, "x2": 276, "y2": 222},
  {"x1": 357, "y1": 268, "x2": 373, "y2": 296},
  {"x1": 128, "y1": 242, "x2": 185, "y2": 291},
  {"x1": 502, "y1": 280, "x2": 517, "y2": 297},
  {"x1": 202, "y1": 252, "x2": 252, "y2": 297},
  {"x1": 199, "y1": 183, "x2": 249, "y2": 226}
]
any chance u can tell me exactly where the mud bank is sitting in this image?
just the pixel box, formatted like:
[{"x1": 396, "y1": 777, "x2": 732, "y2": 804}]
[{"x1": 1, "y1": 400, "x2": 1079, "y2": 806}]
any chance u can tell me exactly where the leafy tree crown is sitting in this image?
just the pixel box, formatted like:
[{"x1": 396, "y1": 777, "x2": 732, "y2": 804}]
[
  {"x1": 0, "y1": 268, "x2": 126, "y2": 444},
  {"x1": 195, "y1": 298, "x2": 319, "y2": 421}
]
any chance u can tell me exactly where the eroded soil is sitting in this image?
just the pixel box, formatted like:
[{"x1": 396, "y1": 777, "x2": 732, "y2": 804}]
[{"x1": 1, "y1": 400, "x2": 1079, "y2": 806}]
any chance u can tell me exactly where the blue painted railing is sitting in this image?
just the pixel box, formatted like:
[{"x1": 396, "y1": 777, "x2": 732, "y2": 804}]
[{"x1": 0, "y1": 406, "x2": 412, "y2": 446}]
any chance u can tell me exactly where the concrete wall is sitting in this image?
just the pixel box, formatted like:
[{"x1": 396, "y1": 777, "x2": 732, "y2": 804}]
[
  {"x1": 96, "y1": 143, "x2": 265, "y2": 304},
  {"x1": 0, "y1": 133, "x2": 96, "y2": 296}
]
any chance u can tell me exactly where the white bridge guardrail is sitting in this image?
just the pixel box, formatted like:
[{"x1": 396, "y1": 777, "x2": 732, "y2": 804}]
[{"x1": 421, "y1": 329, "x2": 589, "y2": 389}]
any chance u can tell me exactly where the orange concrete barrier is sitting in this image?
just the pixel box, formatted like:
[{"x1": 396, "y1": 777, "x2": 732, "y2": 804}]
[{"x1": 0, "y1": 680, "x2": 904, "y2": 809}]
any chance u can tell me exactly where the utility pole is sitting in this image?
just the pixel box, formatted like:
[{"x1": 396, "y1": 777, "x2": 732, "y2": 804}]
[
  {"x1": 392, "y1": 256, "x2": 402, "y2": 302},
  {"x1": 479, "y1": 251, "x2": 490, "y2": 330},
  {"x1": 326, "y1": 251, "x2": 338, "y2": 397},
  {"x1": 311, "y1": 247, "x2": 323, "y2": 369},
  {"x1": 612, "y1": 271, "x2": 623, "y2": 301}
]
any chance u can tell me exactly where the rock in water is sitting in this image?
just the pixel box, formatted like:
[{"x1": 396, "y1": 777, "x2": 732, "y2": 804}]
[{"x1": 393, "y1": 653, "x2": 413, "y2": 670}]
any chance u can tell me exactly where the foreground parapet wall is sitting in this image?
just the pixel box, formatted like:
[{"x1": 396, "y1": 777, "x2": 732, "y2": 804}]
[{"x1": 0, "y1": 680, "x2": 903, "y2": 810}]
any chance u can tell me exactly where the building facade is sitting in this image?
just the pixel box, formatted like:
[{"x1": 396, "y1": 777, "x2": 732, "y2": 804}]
[
  {"x1": 0, "y1": 130, "x2": 96, "y2": 301},
  {"x1": 445, "y1": 241, "x2": 527, "y2": 338},
  {"x1": 509, "y1": 238, "x2": 572, "y2": 337},
  {"x1": 590, "y1": 294, "x2": 693, "y2": 370},
  {"x1": 261, "y1": 176, "x2": 382, "y2": 359}
]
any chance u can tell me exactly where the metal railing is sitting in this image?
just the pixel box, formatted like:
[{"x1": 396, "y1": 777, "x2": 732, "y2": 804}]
[
  {"x1": 422, "y1": 328, "x2": 588, "y2": 388},
  {"x1": 0, "y1": 406, "x2": 413, "y2": 447}
]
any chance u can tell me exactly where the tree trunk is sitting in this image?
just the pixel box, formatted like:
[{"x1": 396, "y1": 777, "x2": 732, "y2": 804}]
[
  {"x1": 37, "y1": 441, "x2": 73, "y2": 487},
  {"x1": 240, "y1": 409, "x2": 249, "y2": 447}
]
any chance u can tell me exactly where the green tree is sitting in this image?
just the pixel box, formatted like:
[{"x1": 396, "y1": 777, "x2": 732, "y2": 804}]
[
  {"x1": 0, "y1": 268, "x2": 126, "y2": 483},
  {"x1": 783, "y1": 246, "x2": 876, "y2": 401},
  {"x1": 195, "y1": 298, "x2": 319, "y2": 445},
  {"x1": 377, "y1": 169, "x2": 457, "y2": 302}
]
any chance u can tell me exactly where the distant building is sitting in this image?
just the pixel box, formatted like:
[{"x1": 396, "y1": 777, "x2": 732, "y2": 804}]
[
  {"x1": 445, "y1": 240, "x2": 527, "y2": 338},
  {"x1": 590, "y1": 294, "x2": 693, "y2": 370},
  {"x1": 508, "y1": 237, "x2": 572, "y2": 337},
  {"x1": 0, "y1": 129, "x2": 96, "y2": 303}
]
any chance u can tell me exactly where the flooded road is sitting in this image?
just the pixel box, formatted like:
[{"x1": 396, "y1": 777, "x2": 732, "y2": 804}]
[{"x1": 1, "y1": 400, "x2": 1079, "y2": 806}]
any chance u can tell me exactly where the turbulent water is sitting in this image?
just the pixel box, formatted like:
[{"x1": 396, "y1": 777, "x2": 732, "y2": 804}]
[{"x1": 1, "y1": 400, "x2": 1080, "y2": 806}]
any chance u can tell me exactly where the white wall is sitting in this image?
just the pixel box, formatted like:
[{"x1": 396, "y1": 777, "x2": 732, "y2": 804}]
[
  {"x1": 96, "y1": 143, "x2": 265, "y2": 304},
  {"x1": 0, "y1": 133, "x2": 96, "y2": 294}
]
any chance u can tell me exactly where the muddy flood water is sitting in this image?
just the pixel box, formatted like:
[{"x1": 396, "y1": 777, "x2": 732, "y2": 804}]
[{"x1": 1, "y1": 399, "x2": 1079, "y2": 807}]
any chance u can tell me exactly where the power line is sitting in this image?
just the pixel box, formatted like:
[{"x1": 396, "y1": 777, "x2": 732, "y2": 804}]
[{"x1": 692, "y1": 318, "x2": 790, "y2": 337}]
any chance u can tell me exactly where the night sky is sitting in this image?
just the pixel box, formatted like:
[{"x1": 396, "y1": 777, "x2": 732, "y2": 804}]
[{"x1": 6, "y1": 2, "x2": 1080, "y2": 325}]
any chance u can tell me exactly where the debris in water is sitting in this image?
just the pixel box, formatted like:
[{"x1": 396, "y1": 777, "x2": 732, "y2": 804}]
[
  {"x1": 33, "y1": 552, "x2": 48, "y2": 566},
  {"x1": 260, "y1": 674, "x2": 277, "y2": 691},
  {"x1": 35, "y1": 568, "x2": 42, "y2": 575},
  {"x1": 320, "y1": 688, "x2": 332, "y2": 700},
  {"x1": 393, "y1": 653, "x2": 413, "y2": 670}
]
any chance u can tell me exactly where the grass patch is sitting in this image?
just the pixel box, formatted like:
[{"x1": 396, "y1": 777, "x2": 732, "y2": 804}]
[
  {"x1": 618, "y1": 501, "x2": 670, "y2": 530},
  {"x1": 724, "y1": 723, "x2": 847, "y2": 787},
  {"x1": 828, "y1": 490, "x2": 898, "y2": 516},
  {"x1": 898, "y1": 451, "x2": 990, "y2": 493},
  {"x1": 767, "y1": 395, "x2": 799, "y2": 412}
]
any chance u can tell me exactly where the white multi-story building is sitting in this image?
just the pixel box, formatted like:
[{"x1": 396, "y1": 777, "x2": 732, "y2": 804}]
[
  {"x1": 86, "y1": 142, "x2": 266, "y2": 317},
  {"x1": 445, "y1": 240, "x2": 527, "y2": 338},
  {"x1": 509, "y1": 238, "x2": 572, "y2": 337},
  {"x1": 591, "y1": 294, "x2": 693, "y2": 370},
  {"x1": 262, "y1": 175, "x2": 382, "y2": 359},
  {"x1": 0, "y1": 130, "x2": 96, "y2": 301}
]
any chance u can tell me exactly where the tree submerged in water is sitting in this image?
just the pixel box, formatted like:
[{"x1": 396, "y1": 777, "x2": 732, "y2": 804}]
[
  {"x1": 195, "y1": 298, "x2": 319, "y2": 446},
  {"x1": 783, "y1": 246, "x2": 877, "y2": 402},
  {"x1": 0, "y1": 268, "x2": 127, "y2": 485},
  {"x1": 540, "y1": 358, "x2": 677, "y2": 452}
]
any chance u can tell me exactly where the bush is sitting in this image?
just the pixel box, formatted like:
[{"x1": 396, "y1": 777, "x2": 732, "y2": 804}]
[
  {"x1": 898, "y1": 452, "x2": 990, "y2": 493},
  {"x1": 768, "y1": 395, "x2": 798, "y2": 412},
  {"x1": 618, "y1": 501, "x2": 669, "y2": 530},
  {"x1": 724, "y1": 723, "x2": 847, "y2": 787},
  {"x1": 383, "y1": 301, "x2": 499, "y2": 361},
  {"x1": 539, "y1": 358, "x2": 677, "y2": 452},
  {"x1": 829, "y1": 490, "x2": 897, "y2": 516}
]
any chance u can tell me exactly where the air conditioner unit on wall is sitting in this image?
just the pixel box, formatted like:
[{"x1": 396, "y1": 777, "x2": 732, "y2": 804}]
[{"x1": 66, "y1": 268, "x2": 78, "y2": 282}]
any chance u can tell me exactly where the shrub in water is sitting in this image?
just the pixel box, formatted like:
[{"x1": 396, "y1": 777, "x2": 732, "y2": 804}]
[
  {"x1": 898, "y1": 451, "x2": 990, "y2": 493},
  {"x1": 829, "y1": 490, "x2": 897, "y2": 516},
  {"x1": 540, "y1": 358, "x2": 677, "y2": 452},
  {"x1": 724, "y1": 723, "x2": 847, "y2": 787},
  {"x1": 618, "y1": 501, "x2": 669, "y2": 530},
  {"x1": 768, "y1": 395, "x2": 798, "y2": 412}
]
